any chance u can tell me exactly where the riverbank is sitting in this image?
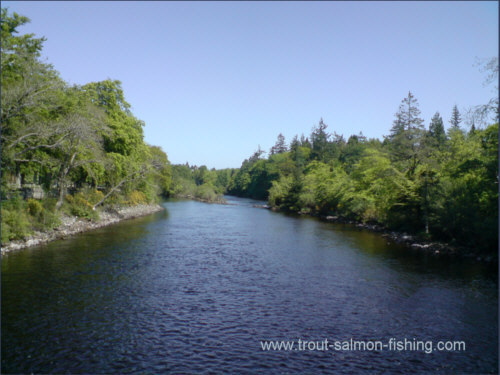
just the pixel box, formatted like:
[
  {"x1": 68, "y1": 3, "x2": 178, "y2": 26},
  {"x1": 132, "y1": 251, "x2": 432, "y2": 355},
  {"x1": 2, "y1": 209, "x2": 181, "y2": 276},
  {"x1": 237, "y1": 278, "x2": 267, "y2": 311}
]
[
  {"x1": 322, "y1": 214, "x2": 497, "y2": 263},
  {"x1": 1, "y1": 204, "x2": 164, "y2": 255},
  {"x1": 257, "y1": 205, "x2": 496, "y2": 264},
  {"x1": 172, "y1": 194, "x2": 227, "y2": 204}
]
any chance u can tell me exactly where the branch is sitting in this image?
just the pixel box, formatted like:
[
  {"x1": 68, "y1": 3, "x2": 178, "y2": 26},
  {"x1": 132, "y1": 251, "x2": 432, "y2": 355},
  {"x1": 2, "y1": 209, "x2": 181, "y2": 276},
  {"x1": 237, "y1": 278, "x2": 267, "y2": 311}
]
[
  {"x1": 13, "y1": 158, "x2": 45, "y2": 164},
  {"x1": 92, "y1": 165, "x2": 150, "y2": 210},
  {"x1": 13, "y1": 133, "x2": 70, "y2": 156}
]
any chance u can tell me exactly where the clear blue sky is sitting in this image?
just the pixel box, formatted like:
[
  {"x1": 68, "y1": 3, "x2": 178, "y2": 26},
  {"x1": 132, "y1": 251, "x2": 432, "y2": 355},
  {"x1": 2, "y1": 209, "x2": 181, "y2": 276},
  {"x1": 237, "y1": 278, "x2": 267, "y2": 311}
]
[{"x1": 3, "y1": 1, "x2": 498, "y2": 169}]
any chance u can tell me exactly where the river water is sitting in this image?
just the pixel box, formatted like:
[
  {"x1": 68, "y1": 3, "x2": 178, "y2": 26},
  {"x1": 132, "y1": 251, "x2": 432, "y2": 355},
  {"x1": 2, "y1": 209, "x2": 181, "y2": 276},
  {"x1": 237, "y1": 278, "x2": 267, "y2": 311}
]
[{"x1": 1, "y1": 196, "x2": 498, "y2": 374}]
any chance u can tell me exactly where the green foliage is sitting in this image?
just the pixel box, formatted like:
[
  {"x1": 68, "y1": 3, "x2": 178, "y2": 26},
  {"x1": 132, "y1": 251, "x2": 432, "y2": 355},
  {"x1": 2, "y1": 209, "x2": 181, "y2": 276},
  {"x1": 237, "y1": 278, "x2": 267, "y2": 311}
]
[
  {"x1": 228, "y1": 149, "x2": 284, "y2": 200},
  {"x1": 268, "y1": 175, "x2": 293, "y2": 208},
  {"x1": 195, "y1": 184, "x2": 218, "y2": 202},
  {"x1": 1, "y1": 196, "x2": 31, "y2": 242},
  {"x1": 169, "y1": 163, "x2": 227, "y2": 202},
  {"x1": 27, "y1": 198, "x2": 43, "y2": 216},
  {"x1": 126, "y1": 190, "x2": 148, "y2": 205},
  {"x1": 63, "y1": 193, "x2": 99, "y2": 221},
  {"x1": 1, "y1": 8, "x2": 172, "y2": 217},
  {"x1": 1, "y1": 208, "x2": 31, "y2": 242},
  {"x1": 1, "y1": 8, "x2": 497, "y2": 255},
  {"x1": 228, "y1": 94, "x2": 498, "y2": 254},
  {"x1": 1, "y1": 194, "x2": 62, "y2": 242},
  {"x1": 427, "y1": 112, "x2": 447, "y2": 148}
]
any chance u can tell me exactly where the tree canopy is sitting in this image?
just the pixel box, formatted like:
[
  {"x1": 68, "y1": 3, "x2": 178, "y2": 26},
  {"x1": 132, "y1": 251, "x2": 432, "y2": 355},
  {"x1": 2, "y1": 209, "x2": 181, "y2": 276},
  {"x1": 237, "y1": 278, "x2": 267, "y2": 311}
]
[{"x1": 1, "y1": 8, "x2": 172, "y2": 243}]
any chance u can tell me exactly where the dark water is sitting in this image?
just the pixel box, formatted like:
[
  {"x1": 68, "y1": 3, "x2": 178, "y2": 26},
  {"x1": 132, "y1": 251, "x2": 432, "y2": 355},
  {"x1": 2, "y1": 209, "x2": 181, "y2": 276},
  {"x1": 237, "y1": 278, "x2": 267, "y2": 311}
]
[{"x1": 2, "y1": 196, "x2": 498, "y2": 374}]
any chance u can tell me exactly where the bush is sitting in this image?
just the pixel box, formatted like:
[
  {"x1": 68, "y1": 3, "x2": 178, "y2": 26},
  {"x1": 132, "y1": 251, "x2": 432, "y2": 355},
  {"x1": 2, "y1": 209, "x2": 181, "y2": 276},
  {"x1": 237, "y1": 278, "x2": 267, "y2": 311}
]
[
  {"x1": 0, "y1": 206, "x2": 31, "y2": 242},
  {"x1": 63, "y1": 193, "x2": 98, "y2": 220},
  {"x1": 195, "y1": 184, "x2": 218, "y2": 202},
  {"x1": 39, "y1": 209, "x2": 60, "y2": 230},
  {"x1": 127, "y1": 190, "x2": 148, "y2": 205},
  {"x1": 1, "y1": 222, "x2": 12, "y2": 243},
  {"x1": 42, "y1": 198, "x2": 58, "y2": 212},
  {"x1": 27, "y1": 199, "x2": 43, "y2": 216},
  {"x1": 81, "y1": 188, "x2": 105, "y2": 206}
]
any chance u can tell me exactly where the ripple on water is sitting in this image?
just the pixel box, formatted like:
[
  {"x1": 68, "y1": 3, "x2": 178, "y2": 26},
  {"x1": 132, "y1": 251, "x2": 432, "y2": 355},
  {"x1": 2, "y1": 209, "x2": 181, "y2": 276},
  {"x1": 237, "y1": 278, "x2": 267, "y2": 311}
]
[{"x1": 1, "y1": 198, "x2": 498, "y2": 374}]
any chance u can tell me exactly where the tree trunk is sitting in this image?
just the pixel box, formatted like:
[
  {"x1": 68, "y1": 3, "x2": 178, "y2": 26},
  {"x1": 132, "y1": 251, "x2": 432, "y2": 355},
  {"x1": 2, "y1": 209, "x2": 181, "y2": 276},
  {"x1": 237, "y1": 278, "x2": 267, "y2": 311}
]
[
  {"x1": 92, "y1": 180, "x2": 125, "y2": 210},
  {"x1": 55, "y1": 179, "x2": 66, "y2": 210},
  {"x1": 55, "y1": 147, "x2": 78, "y2": 210}
]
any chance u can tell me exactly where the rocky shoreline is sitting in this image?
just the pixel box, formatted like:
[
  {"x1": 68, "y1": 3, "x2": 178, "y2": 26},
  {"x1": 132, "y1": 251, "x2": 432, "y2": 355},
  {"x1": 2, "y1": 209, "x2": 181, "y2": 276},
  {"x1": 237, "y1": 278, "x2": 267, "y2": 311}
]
[
  {"x1": 323, "y1": 215, "x2": 497, "y2": 263},
  {"x1": 255, "y1": 205, "x2": 496, "y2": 264},
  {"x1": 1, "y1": 204, "x2": 164, "y2": 255},
  {"x1": 174, "y1": 194, "x2": 228, "y2": 204}
]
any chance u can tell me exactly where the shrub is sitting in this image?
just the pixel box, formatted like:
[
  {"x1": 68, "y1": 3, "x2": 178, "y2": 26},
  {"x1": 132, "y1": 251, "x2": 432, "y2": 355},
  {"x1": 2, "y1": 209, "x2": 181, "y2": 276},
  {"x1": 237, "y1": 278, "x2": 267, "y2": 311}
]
[
  {"x1": 42, "y1": 198, "x2": 58, "y2": 212},
  {"x1": 195, "y1": 184, "x2": 218, "y2": 202},
  {"x1": 39, "y1": 209, "x2": 60, "y2": 230},
  {"x1": 27, "y1": 199, "x2": 43, "y2": 216},
  {"x1": 0, "y1": 207, "x2": 31, "y2": 242},
  {"x1": 82, "y1": 188, "x2": 105, "y2": 206},
  {"x1": 127, "y1": 190, "x2": 148, "y2": 205},
  {"x1": 1, "y1": 222, "x2": 12, "y2": 243},
  {"x1": 63, "y1": 193, "x2": 98, "y2": 220}
]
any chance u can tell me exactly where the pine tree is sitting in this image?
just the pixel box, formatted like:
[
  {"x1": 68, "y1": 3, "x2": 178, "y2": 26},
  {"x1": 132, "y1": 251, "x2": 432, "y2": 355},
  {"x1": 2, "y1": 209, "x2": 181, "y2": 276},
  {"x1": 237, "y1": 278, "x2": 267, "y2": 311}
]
[
  {"x1": 269, "y1": 133, "x2": 287, "y2": 155},
  {"x1": 387, "y1": 91, "x2": 425, "y2": 176},
  {"x1": 449, "y1": 105, "x2": 462, "y2": 128},
  {"x1": 428, "y1": 111, "x2": 446, "y2": 147},
  {"x1": 311, "y1": 118, "x2": 330, "y2": 161},
  {"x1": 299, "y1": 134, "x2": 311, "y2": 149},
  {"x1": 469, "y1": 121, "x2": 476, "y2": 135}
]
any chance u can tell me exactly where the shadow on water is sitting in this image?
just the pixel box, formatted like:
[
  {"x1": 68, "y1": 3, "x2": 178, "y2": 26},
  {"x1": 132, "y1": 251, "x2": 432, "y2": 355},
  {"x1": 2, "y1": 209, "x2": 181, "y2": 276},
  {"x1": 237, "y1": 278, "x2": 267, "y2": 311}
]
[{"x1": 277, "y1": 209, "x2": 498, "y2": 284}]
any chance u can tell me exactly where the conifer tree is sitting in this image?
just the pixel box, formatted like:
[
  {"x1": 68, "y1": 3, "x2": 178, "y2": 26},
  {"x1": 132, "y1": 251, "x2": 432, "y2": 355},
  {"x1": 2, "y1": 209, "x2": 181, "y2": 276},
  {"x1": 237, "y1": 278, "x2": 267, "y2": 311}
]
[
  {"x1": 450, "y1": 105, "x2": 462, "y2": 128},
  {"x1": 270, "y1": 133, "x2": 287, "y2": 155},
  {"x1": 387, "y1": 91, "x2": 425, "y2": 176},
  {"x1": 428, "y1": 111, "x2": 446, "y2": 147}
]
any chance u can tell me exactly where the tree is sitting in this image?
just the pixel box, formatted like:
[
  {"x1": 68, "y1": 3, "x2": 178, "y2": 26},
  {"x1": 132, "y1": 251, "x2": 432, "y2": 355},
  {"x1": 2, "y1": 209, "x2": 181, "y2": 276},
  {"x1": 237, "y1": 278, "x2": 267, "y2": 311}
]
[
  {"x1": 147, "y1": 145, "x2": 172, "y2": 196},
  {"x1": 1, "y1": 8, "x2": 45, "y2": 76},
  {"x1": 52, "y1": 95, "x2": 107, "y2": 209},
  {"x1": 449, "y1": 105, "x2": 462, "y2": 129},
  {"x1": 269, "y1": 133, "x2": 287, "y2": 155},
  {"x1": 386, "y1": 91, "x2": 426, "y2": 176},
  {"x1": 310, "y1": 118, "x2": 330, "y2": 161},
  {"x1": 299, "y1": 134, "x2": 311, "y2": 149},
  {"x1": 288, "y1": 135, "x2": 310, "y2": 169},
  {"x1": 467, "y1": 57, "x2": 499, "y2": 127},
  {"x1": 427, "y1": 112, "x2": 446, "y2": 148},
  {"x1": 92, "y1": 141, "x2": 156, "y2": 210},
  {"x1": 340, "y1": 133, "x2": 368, "y2": 173},
  {"x1": 82, "y1": 80, "x2": 144, "y2": 156},
  {"x1": 1, "y1": 8, "x2": 65, "y2": 178}
]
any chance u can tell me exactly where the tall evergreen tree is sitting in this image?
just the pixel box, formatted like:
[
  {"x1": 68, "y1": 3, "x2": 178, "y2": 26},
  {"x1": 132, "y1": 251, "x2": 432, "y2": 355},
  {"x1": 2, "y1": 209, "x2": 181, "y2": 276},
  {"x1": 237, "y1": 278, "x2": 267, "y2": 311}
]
[
  {"x1": 449, "y1": 105, "x2": 462, "y2": 128},
  {"x1": 299, "y1": 134, "x2": 311, "y2": 149},
  {"x1": 269, "y1": 133, "x2": 287, "y2": 155},
  {"x1": 387, "y1": 91, "x2": 425, "y2": 176},
  {"x1": 289, "y1": 135, "x2": 300, "y2": 153},
  {"x1": 469, "y1": 121, "x2": 476, "y2": 135},
  {"x1": 428, "y1": 111, "x2": 446, "y2": 147},
  {"x1": 310, "y1": 118, "x2": 330, "y2": 161}
]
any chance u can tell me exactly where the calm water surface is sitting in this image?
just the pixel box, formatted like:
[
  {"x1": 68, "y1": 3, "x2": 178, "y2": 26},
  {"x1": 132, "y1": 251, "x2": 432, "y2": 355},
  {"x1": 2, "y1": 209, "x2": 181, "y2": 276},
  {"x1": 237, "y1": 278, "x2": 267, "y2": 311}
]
[{"x1": 2, "y1": 196, "x2": 498, "y2": 374}]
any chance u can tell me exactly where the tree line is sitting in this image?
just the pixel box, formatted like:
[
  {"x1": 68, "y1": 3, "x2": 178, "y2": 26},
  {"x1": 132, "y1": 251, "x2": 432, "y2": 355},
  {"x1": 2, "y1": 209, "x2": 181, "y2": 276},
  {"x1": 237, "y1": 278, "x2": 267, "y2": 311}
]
[
  {"x1": 169, "y1": 163, "x2": 235, "y2": 203},
  {"x1": 2, "y1": 9, "x2": 497, "y2": 255},
  {"x1": 227, "y1": 90, "x2": 498, "y2": 254}
]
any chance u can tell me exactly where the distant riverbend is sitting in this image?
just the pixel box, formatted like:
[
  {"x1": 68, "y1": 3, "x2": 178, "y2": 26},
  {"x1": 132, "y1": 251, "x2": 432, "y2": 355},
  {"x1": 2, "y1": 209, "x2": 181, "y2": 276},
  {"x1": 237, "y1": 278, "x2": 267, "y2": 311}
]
[{"x1": 2, "y1": 196, "x2": 497, "y2": 373}]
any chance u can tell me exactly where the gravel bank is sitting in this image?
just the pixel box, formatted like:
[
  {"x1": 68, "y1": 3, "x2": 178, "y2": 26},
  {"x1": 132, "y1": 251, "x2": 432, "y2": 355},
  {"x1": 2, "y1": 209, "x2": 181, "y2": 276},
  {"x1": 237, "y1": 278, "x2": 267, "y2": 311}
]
[{"x1": 1, "y1": 204, "x2": 164, "y2": 255}]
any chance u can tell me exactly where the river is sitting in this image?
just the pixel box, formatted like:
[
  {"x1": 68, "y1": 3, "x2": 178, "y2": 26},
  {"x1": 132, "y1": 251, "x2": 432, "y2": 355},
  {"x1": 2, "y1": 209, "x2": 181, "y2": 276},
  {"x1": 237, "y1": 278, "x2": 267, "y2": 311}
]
[{"x1": 1, "y1": 196, "x2": 498, "y2": 374}]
